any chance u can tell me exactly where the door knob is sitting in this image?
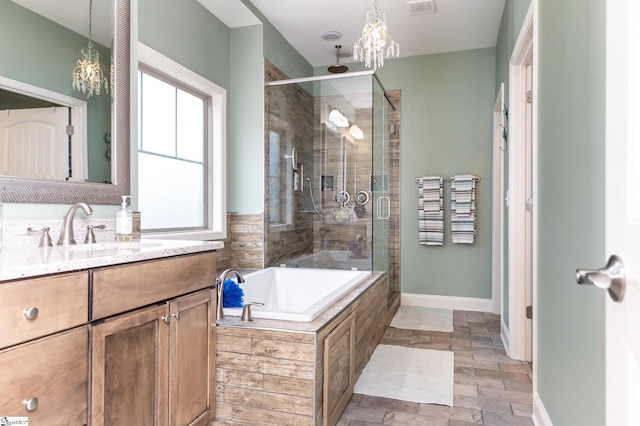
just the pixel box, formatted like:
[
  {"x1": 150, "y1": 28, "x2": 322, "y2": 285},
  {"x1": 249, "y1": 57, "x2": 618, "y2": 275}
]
[{"x1": 576, "y1": 254, "x2": 625, "y2": 302}]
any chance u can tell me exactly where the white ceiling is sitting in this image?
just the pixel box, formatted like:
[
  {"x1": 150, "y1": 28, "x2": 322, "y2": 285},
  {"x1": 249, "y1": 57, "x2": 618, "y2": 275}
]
[
  {"x1": 246, "y1": 0, "x2": 507, "y2": 67},
  {"x1": 13, "y1": 0, "x2": 507, "y2": 69}
]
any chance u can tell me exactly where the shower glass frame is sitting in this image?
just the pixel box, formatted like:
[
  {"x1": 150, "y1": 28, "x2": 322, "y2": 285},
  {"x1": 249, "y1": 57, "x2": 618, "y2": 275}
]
[{"x1": 265, "y1": 71, "x2": 393, "y2": 277}]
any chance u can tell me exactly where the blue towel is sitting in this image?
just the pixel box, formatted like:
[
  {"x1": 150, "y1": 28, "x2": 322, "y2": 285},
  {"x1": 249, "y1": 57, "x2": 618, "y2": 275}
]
[{"x1": 223, "y1": 278, "x2": 244, "y2": 308}]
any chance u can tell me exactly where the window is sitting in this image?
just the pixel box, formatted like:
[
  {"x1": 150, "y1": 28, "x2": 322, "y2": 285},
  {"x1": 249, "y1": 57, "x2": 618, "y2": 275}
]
[
  {"x1": 268, "y1": 129, "x2": 292, "y2": 225},
  {"x1": 137, "y1": 44, "x2": 226, "y2": 239}
]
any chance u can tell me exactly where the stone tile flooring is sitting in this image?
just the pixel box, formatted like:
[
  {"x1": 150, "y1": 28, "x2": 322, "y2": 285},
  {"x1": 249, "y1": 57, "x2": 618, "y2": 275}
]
[{"x1": 337, "y1": 311, "x2": 533, "y2": 425}]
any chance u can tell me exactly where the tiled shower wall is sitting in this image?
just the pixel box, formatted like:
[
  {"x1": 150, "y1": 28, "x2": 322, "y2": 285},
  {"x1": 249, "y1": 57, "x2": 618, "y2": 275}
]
[
  {"x1": 264, "y1": 61, "x2": 315, "y2": 266},
  {"x1": 215, "y1": 212, "x2": 264, "y2": 274},
  {"x1": 387, "y1": 90, "x2": 401, "y2": 296}
]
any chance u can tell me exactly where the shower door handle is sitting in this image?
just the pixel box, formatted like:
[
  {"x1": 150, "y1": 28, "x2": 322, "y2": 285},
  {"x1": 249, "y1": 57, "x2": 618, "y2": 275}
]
[{"x1": 376, "y1": 197, "x2": 391, "y2": 220}]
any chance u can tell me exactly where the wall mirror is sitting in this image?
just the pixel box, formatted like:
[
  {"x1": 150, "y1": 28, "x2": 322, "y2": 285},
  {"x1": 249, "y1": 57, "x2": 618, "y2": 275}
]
[{"x1": 0, "y1": 0, "x2": 130, "y2": 204}]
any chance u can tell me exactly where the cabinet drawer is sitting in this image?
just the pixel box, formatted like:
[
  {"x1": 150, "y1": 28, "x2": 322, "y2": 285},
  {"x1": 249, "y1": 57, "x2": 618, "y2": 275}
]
[
  {"x1": 0, "y1": 272, "x2": 89, "y2": 349},
  {"x1": 92, "y1": 251, "x2": 217, "y2": 320},
  {"x1": 0, "y1": 326, "x2": 89, "y2": 425}
]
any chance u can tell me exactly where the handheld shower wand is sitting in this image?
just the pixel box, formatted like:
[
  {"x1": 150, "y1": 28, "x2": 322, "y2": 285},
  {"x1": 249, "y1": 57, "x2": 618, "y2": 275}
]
[{"x1": 306, "y1": 177, "x2": 323, "y2": 217}]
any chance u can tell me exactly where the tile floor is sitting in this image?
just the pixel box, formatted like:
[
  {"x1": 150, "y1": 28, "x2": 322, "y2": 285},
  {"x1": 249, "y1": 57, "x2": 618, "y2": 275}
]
[{"x1": 337, "y1": 311, "x2": 534, "y2": 425}]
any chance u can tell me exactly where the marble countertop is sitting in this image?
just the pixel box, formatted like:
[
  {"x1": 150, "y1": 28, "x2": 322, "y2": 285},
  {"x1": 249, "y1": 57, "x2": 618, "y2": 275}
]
[{"x1": 0, "y1": 239, "x2": 223, "y2": 282}]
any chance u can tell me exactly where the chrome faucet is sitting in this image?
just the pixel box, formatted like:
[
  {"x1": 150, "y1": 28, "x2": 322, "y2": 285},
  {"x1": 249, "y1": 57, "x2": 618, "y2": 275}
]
[
  {"x1": 58, "y1": 202, "x2": 93, "y2": 246},
  {"x1": 216, "y1": 269, "x2": 245, "y2": 320}
]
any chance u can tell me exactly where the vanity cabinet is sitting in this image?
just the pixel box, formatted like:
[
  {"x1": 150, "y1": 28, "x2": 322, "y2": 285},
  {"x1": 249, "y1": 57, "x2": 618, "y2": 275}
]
[
  {"x1": 90, "y1": 252, "x2": 217, "y2": 426},
  {"x1": 90, "y1": 289, "x2": 215, "y2": 426},
  {"x1": 0, "y1": 326, "x2": 89, "y2": 425},
  {"x1": 0, "y1": 248, "x2": 218, "y2": 426}
]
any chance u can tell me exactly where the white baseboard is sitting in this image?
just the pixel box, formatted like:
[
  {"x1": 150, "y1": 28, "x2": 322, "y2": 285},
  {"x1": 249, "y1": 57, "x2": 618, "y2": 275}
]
[
  {"x1": 501, "y1": 319, "x2": 511, "y2": 357},
  {"x1": 401, "y1": 293, "x2": 493, "y2": 312},
  {"x1": 532, "y1": 391, "x2": 553, "y2": 426}
]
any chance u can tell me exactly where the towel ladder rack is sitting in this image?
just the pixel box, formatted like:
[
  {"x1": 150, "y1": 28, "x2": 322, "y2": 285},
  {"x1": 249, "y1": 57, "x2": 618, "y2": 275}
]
[{"x1": 414, "y1": 175, "x2": 481, "y2": 184}]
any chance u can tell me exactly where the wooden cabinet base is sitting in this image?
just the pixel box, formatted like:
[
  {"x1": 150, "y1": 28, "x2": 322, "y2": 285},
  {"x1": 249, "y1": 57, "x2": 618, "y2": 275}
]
[{"x1": 0, "y1": 326, "x2": 88, "y2": 425}]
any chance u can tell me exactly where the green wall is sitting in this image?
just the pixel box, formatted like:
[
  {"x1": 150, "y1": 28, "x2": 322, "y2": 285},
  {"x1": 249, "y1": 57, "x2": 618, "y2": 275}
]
[
  {"x1": 138, "y1": 0, "x2": 230, "y2": 90},
  {"x1": 238, "y1": 0, "x2": 312, "y2": 80},
  {"x1": 229, "y1": 25, "x2": 264, "y2": 213},
  {"x1": 536, "y1": 0, "x2": 606, "y2": 423},
  {"x1": 375, "y1": 49, "x2": 496, "y2": 298},
  {"x1": 226, "y1": 0, "x2": 312, "y2": 213}
]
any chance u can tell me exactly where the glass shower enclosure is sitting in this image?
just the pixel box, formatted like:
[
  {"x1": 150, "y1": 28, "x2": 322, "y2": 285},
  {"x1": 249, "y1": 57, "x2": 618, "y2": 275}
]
[{"x1": 264, "y1": 70, "x2": 395, "y2": 290}]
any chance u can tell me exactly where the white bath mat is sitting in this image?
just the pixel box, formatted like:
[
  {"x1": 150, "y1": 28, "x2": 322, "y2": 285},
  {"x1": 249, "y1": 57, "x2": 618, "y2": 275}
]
[
  {"x1": 354, "y1": 344, "x2": 454, "y2": 406},
  {"x1": 390, "y1": 306, "x2": 454, "y2": 332}
]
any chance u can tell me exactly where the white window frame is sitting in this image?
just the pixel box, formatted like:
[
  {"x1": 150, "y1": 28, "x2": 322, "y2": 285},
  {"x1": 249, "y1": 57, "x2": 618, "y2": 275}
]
[{"x1": 138, "y1": 43, "x2": 226, "y2": 240}]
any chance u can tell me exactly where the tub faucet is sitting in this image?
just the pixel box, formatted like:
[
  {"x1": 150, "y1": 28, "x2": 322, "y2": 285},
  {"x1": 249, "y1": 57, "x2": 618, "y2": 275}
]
[
  {"x1": 216, "y1": 269, "x2": 245, "y2": 320},
  {"x1": 58, "y1": 202, "x2": 93, "y2": 246}
]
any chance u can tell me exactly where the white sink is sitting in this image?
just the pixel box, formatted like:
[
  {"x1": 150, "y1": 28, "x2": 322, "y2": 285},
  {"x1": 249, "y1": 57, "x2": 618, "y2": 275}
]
[{"x1": 54, "y1": 241, "x2": 163, "y2": 252}]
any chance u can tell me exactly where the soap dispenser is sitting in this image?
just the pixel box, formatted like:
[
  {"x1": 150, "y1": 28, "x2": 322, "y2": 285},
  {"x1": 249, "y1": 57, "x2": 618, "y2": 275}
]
[{"x1": 115, "y1": 195, "x2": 133, "y2": 242}]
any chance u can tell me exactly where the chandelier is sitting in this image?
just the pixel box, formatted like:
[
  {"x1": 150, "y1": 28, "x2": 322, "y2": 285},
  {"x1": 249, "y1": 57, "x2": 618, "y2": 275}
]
[
  {"x1": 353, "y1": 0, "x2": 400, "y2": 70},
  {"x1": 72, "y1": 0, "x2": 108, "y2": 98}
]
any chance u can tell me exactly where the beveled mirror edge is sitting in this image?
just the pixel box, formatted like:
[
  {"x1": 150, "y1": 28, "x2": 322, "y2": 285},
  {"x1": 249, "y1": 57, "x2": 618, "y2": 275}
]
[{"x1": 0, "y1": 0, "x2": 130, "y2": 205}]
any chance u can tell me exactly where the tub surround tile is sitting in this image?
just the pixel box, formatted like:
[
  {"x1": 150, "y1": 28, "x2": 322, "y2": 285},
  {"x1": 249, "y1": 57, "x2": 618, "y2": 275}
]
[
  {"x1": 214, "y1": 273, "x2": 393, "y2": 425},
  {"x1": 263, "y1": 374, "x2": 314, "y2": 397},
  {"x1": 264, "y1": 61, "x2": 314, "y2": 268},
  {"x1": 228, "y1": 212, "x2": 264, "y2": 270}
]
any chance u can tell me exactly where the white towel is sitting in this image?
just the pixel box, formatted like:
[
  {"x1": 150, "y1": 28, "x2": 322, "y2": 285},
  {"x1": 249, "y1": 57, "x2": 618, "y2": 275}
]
[
  {"x1": 451, "y1": 175, "x2": 476, "y2": 244},
  {"x1": 418, "y1": 176, "x2": 443, "y2": 246}
]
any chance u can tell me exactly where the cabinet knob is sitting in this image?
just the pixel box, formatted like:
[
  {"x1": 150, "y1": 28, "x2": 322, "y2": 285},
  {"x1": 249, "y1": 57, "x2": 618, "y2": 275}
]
[
  {"x1": 172, "y1": 311, "x2": 181, "y2": 320},
  {"x1": 161, "y1": 315, "x2": 170, "y2": 324},
  {"x1": 22, "y1": 307, "x2": 39, "y2": 320},
  {"x1": 23, "y1": 397, "x2": 38, "y2": 411}
]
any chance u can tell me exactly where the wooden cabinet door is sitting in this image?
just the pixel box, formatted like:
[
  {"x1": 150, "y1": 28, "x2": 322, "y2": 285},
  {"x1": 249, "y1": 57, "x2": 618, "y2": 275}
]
[
  {"x1": 323, "y1": 313, "x2": 355, "y2": 426},
  {"x1": 168, "y1": 289, "x2": 215, "y2": 426},
  {"x1": 90, "y1": 304, "x2": 169, "y2": 426}
]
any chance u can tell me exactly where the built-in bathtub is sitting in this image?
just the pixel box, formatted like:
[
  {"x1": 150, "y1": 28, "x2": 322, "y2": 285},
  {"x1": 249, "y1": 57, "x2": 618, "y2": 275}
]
[
  {"x1": 223, "y1": 267, "x2": 371, "y2": 322},
  {"x1": 277, "y1": 249, "x2": 372, "y2": 271}
]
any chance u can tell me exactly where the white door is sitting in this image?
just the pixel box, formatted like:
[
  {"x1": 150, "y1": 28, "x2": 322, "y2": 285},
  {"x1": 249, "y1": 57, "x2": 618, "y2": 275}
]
[
  {"x1": 0, "y1": 106, "x2": 69, "y2": 180},
  {"x1": 524, "y1": 64, "x2": 533, "y2": 361},
  {"x1": 601, "y1": 0, "x2": 640, "y2": 423}
]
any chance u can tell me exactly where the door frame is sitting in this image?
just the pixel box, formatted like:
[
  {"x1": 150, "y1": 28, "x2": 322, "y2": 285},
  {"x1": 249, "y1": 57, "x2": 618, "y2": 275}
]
[
  {"x1": 491, "y1": 83, "x2": 505, "y2": 316},
  {"x1": 0, "y1": 75, "x2": 88, "y2": 181},
  {"x1": 507, "y1": 2, "x2": 536, "y2": 363}
]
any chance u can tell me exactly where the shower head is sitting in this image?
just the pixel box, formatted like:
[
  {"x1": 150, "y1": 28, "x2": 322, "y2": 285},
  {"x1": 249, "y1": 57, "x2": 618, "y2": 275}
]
[
  {"x1": 328, "y1": 45, "x2": 349, "y2": 74},
  {"x1": 306, "y1": 177, "x2": 311, "y2": 182}
]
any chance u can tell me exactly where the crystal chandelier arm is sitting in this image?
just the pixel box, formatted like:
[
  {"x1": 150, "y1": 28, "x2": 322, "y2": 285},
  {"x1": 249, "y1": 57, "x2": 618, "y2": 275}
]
[{"x1": 71, "y1": 0, "x2": 109, "y2": 98}]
